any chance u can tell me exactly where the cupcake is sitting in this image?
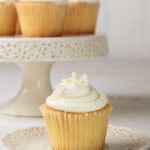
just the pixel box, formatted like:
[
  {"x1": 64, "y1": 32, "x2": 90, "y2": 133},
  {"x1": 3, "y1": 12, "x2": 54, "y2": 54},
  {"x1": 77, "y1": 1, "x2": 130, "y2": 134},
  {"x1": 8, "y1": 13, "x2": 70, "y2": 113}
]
[
  {"x1": 40, "y1": 72, "x2": 112, "y2": 150},
  {"x1": 16, "y1": 0, "x2": 68, "y2": 37},
  {"x1": 63, "y1": 0, "x2": 100, "y2": 35},
  {"x1": 0, "y1": 0, "x2": 17, "y2": 35}
]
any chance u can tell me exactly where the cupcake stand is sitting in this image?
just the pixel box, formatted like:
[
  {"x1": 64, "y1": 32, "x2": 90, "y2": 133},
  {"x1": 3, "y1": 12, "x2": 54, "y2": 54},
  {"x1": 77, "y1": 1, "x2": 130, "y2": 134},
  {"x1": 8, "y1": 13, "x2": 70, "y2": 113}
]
[{"x1": 0, "y1": 35, "x2": 108, "y2": 117}]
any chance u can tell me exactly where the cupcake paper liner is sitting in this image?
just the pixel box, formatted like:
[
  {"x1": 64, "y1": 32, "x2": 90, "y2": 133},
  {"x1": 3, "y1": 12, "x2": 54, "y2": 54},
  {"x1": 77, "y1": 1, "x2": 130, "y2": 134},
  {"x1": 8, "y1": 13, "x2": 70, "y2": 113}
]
[
  {"x1": 16, "y1": 2, "x2": 68, "y2": 37},
  {"x1": 63, "y1": 2, "x2": 100, "y2": 35},
  {"x1": 40, "y1": 104, "x2": 112, "y2": 150},
  {"x1": 15, "y1": 16, "x2": 21, "y2": 35},
  {"x1": 0, "y1": 3, "x2": 17, "y2": 35}
]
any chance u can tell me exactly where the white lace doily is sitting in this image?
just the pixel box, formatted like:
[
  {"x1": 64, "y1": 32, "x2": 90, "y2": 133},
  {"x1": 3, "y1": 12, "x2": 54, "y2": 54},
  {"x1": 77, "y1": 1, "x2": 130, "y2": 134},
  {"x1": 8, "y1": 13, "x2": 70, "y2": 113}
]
[
  {"x1": 0, "y1": 35, "x2": 108, "y2": 62},
  {"x1": 2, "y1": 125, "x2": 150, "y2": 150}
]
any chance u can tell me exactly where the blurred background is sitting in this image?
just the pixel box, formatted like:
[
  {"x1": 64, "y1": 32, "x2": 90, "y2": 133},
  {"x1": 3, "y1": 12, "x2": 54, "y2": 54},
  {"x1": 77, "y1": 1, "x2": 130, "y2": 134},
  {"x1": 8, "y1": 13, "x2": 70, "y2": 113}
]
[
  {"x1": 0, "y1": 0, "x2": 150, "y2": 143},
  {"x1": 0, "y1": 0, "x2": 150, "y2": 103}
]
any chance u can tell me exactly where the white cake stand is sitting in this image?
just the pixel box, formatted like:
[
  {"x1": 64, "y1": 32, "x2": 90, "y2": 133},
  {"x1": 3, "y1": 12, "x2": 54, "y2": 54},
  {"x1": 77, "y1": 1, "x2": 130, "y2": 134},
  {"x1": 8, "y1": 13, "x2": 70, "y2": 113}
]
[{"x1": 0, "y1": 35, "x2": 108, "y2": 117}]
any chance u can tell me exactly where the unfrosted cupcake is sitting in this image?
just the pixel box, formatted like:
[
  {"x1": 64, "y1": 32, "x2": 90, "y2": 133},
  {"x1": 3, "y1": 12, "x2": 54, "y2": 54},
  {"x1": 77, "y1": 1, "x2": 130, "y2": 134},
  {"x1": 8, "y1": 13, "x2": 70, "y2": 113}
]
[
  {"x1": 16, "y1": 0, "x2": 68, "y2": 37},
  {"x1": 63, "y1": 0, "x2": 100, "y2": 35},
  {"x1": 40, "y1": 72, "x2": 112, "y2": 150},
  {"x1": 0, "y1": 0, "x2": 17, "y2": 35}
]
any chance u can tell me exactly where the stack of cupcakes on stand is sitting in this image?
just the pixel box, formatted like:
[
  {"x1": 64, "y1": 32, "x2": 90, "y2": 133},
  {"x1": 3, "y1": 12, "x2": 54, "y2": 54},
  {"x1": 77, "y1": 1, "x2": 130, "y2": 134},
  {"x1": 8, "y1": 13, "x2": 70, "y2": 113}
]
[
  {"x1": 0, "y1": 0, "x2": 110, "y2": 148},
  {"x1": 0, "y1": 0, "x2": 100, "y2": 37}
]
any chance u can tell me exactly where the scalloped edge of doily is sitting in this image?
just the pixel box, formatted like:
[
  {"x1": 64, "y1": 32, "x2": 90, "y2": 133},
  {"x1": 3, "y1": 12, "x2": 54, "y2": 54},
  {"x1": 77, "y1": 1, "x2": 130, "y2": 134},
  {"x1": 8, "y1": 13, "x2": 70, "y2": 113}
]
[{"x1": 1, "y1": 125, "x2": 150, "y2": 150}]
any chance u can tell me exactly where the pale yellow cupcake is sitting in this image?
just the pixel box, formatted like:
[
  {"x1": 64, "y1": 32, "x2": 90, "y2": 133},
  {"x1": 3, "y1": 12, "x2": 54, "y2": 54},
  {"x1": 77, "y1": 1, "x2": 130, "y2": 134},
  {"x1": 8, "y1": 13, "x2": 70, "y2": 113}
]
[
  {"x1": 63, "y1": 0, "x2": 100, "y2": 35},
  {"x1": 16, "y1": 0, "x2": 68, "y2": 37},
  {"x1": 0, "y1": 1, "x2": 17, "y2": 35},
  {"x1": 40, "y1": 72, "x2": 112, "y2": 150}
]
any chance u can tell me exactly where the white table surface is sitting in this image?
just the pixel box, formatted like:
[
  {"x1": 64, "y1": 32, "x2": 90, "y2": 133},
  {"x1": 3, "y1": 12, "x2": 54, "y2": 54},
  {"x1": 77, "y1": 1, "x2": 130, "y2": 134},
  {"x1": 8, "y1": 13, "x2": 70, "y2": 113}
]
[{"x1": 0, "y1": 93, "x2": 150, "y2": 149}]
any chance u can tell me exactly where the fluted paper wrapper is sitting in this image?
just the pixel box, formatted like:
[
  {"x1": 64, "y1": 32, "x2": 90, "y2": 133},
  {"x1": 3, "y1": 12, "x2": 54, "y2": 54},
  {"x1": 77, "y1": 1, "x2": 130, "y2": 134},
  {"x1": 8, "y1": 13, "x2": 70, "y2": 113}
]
[
  {"x1": 63, "y1": 2, "x2": 100, "y2": 35},
  {"x1": 0, "y1": 3, "x2": 17, "y2": 35},
  {"x1": 15, "y1": 17, "x2": 21, "y2": 35},
  {"x1": 40, "y1": 104, "x2": 112, "y2": 150},
  {"x1": 16, "y1": 2, "x2": 68, "y2": 37}
]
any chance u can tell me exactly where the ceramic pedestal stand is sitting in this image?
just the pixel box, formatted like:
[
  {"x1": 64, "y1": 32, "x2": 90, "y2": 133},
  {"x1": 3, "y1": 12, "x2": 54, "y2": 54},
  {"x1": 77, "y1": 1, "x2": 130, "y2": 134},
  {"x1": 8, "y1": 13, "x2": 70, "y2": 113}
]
[{"x1": 0, "y1": 35, "x2": 108, "y2": 117}]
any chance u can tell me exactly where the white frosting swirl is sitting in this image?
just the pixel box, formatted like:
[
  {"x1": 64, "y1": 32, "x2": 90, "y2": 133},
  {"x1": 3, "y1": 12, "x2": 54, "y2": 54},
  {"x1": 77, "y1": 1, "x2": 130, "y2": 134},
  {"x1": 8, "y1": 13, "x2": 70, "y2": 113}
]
[{"x1": 46, "y1": 72, "x2": 108, "y2": 112}]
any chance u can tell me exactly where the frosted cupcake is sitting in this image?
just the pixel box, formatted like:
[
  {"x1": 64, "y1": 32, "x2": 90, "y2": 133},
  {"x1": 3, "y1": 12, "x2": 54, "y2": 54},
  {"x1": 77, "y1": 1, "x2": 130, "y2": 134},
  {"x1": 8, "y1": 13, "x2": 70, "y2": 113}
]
[
  {"x1": 0, "y1": 0, "x2": 17, "y2": 35},
  {"x1": 40, "y1": 72, "x2": 112, "y2": 150},
  {"x1": 63, "y1": 0, "x2": 100, "y2": 35},
  {"x1": 16, "y1": 0, "x2": 68, "y2": 37}
]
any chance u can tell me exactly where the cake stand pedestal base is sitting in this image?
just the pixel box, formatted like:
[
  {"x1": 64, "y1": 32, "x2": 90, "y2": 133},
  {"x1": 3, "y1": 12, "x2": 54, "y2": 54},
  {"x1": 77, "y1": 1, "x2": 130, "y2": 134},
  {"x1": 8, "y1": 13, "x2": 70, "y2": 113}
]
[
  {"x1": 0, "y1": 35, "x2": 108, "y2": 117},
  {"x1": 0, "y1": 62, "x2": 53, "y2": 117}
]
